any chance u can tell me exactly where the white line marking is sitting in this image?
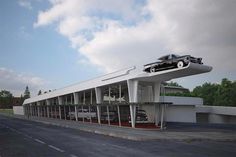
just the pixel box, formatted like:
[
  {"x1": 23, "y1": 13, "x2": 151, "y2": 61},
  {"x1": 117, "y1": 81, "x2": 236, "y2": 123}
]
[
  {"x1": 34, "y1": 138, "x2": 45, "y2": 144},
  {"x1": 70, "y1": 154, "x2": 78, "y2": 157},
  {"x1": 7, "y1": 127, "x2": 34, "y2": 139},
  {"x1": 23, "y1": 134, "x2": 33, "y2": 139},
  {"x1": 48, "y1": 145, "x2": 65, "y2": 152},
  {"x1": 2, "y1": 124, "x2": 67, "y2": 154}
]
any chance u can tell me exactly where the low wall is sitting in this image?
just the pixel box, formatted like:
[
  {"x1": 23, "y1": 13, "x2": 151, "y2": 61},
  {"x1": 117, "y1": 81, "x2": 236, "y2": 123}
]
[
  {"x1": 13, "y1": 106, "x2": 24, "y2": 115},
  {"x1": 196, "y1": 106, "x2": 236, "y2": 124}
]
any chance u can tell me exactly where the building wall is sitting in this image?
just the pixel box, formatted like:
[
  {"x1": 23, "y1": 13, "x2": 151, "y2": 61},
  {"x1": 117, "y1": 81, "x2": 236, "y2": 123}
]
[
  {"x1": 160, "y1": 96, "x2": 203, "y2": 106},
  {"x1": 13, "y1": 106, "x2": 24, "y2": 115},
  {"x1": 205, "y1": 114, "x2": 236, "y2": 124},
  {"x1": 196, "y1": 106, "x2": 236, "y2": 124},
  {"x1": 229, "y1": 116, "x2": 236, "y2": 124},
  {"x1": 196, "y1": 113, "x2": 209, "y2": 123},
  {"x1": 165, "y1": 105, "x2": 196, "y2": 123}
]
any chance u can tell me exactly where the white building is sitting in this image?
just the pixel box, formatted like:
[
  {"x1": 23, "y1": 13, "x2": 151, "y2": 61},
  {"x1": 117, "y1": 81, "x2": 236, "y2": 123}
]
[{"x1": 22, "y1": 62, "x2": 213, "y2": 128}]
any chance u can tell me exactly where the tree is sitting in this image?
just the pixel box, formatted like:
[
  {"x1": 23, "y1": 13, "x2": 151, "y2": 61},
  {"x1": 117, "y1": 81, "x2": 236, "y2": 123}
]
[
  {"x1": 0, "y1": 90, "x2": 13, "y2": 98},
  {"x1": 214, "y1": 78, "x2": 235, "y2": 106},
  {"x1": 24, "y1": 86, "x2": 30, "y2": 99},
  {"x1": 192, "y1": 83, "x2": 219, "y2": 105},
  {"x1": 38, "y1": 90, "x2": 42, "y2": 95},
  {"x1": 191, "y1": 78, "x2": 236, "y2": 106},
  {"x1": 165, "y1": 78, "x2": 236, "y2": 107},
  {"x1": 0, "y1": 90, "x2": 13, "y2": 108}
]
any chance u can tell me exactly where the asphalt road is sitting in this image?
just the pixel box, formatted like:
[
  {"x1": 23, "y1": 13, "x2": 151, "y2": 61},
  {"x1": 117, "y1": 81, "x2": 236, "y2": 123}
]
[{"x1": 0, "y1": 115, "x2": 235, "y2": 157}]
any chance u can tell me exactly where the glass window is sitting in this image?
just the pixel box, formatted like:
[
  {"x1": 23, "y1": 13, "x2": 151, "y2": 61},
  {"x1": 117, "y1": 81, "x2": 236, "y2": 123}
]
[
  {"x1": 120, "y1": 82, "x2": 129, "y2": 103},
  {"x1": 102, "y1": 86, "x2": 109, "y2": 103}
]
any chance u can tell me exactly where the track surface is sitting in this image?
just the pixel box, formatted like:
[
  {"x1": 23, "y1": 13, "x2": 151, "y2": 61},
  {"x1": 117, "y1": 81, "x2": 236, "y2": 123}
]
[{"x1": 0, "y1": 115, "x2": 235, "y2": 157}]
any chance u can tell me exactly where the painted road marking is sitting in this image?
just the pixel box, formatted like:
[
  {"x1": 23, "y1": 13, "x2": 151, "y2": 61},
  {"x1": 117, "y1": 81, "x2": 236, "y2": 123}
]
[
  {"x1": 34, "y1": 138, "x2": 45, "y2": 144},
  {"x1": 3, "y1": 125, "x2": 33, "y2": 139},
  {"x1": 22, "y1": 133, "x2": 33, "y2": 139},
  {"x1": 48, "y1": 145, "x2": 65, "y2": 152},
  {"x1": 1, "y1": 123, "x2": 74, "y2": 155}
]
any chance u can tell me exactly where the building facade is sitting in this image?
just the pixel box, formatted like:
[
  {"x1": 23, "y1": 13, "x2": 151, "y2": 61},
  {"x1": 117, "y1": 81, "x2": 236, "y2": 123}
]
[{"x1": 23, "y1": 63, "x2": 212, "y2": 128}]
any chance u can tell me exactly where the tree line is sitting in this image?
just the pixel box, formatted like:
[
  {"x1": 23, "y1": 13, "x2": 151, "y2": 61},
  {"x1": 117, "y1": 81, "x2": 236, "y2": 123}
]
[
  {"x1": 0, "y1": 86, "x2": 30, "y2": 109},
  {"x1": 165, "y1": 78, "x2": 236, "y2": 107}
]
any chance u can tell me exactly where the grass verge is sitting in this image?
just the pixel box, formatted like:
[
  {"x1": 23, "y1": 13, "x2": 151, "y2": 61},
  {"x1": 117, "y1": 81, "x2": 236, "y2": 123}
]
[{"x1": 0, "y1": 109, "x2": 13, "y2": 115}]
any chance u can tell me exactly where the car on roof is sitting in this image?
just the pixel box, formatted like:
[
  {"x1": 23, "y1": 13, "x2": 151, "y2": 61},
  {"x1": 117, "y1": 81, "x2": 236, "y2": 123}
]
[{"x1": 143, "y1": 54, "x2": 203, "y2": 73}]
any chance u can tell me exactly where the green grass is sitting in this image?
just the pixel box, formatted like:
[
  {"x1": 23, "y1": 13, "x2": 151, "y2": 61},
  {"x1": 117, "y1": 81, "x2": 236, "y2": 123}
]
[{"x1": 0, "y1": 109, "x2": 13, "y2": 115}]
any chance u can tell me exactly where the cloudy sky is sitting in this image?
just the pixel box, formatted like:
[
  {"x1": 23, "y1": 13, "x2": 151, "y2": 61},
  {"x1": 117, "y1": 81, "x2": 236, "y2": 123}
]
[{"x1": 0, "y1": 0, "x2": 236, "y2": 97}]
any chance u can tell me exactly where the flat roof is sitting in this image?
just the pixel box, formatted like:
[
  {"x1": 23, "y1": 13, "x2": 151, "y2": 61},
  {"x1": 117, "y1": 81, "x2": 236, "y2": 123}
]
[{"x1": 24, "y1": 63, "x2": 212, "y2": 104}]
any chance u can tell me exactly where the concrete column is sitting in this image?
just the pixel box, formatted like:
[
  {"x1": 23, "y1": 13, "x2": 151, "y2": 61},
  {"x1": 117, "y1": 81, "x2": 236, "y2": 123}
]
[
  {"x1": 40, "y1": 104, "x2": 42, "y2": 117},
  {"x1": 45, "y1": 106, "x2": 47, "y2": 117},
  {"x1": 127, "y1": 80, "x2": 139, "y2": 103},
  {"x1": 65, "y1": 96, "x2": 68, "y2": 120},
  {"x1": 37, "y1": 102, "x2": 40, "y2": 117},
  {"x1": 69, "y1": 104, "x2": 71, "y2": 120},
  {"x1": 64, "y1": 105, "x2": 66, "y2": 120},
  {"x1": 51, "y1": 105, "x2": 54, "y2": 118},
  {"x1": 160, "y1": 104, "x2": 166, "y2": 130},
  {"x1": 23, "y1": 105, "x2": 25, "y2": 116},
  {"x1": 73, "y1": 93, "x2": 79, "y2": 121},
  {"x1": 54, "y1": 105, "x2": 57, "y2": 119},
  {"x1": 153, "y1": 82, "x2": 161, "y2": 126},
  {"x1": 24, "y1": 105, "x2": 27, "y2": 116},
  {"x1": 117, "y1": 105, "x2": 121, "y2": 126},
  {"x1": 95, "y1": 87, "x2": 102, "y2": 124},
  {"x1": 29, "y1": 104, "x2": 32, "y2": 116},
  {"x1": 42, "y1": 106, "x2": 44, "y2": 117},
  {"x1": 50, "y1": 105, "x2": 53, "y2": 118},
  {"x1": 34, "y1": 104, "x2": 37, "y2": 116},
  {"x1": 90, "y1": 90, "x2": 93, "y2": 104},
  {"x1": 129, "y1": 105, "x2": 136, "y2": 128},
  {"x1": 108, "y1": 86, "x2": 111, "y2": 104},
  {"x1": 27, "y1": 105, "x2": 29, "y2": 116},
  {"x1": 32, "y1": 105, "x2": 34, "y2": 116},
  {"x1": 117, "y1": 84, "x2": 121, "y2": 126},
  {"x1": 40, "y1": 105, "x2": 42, "y2": 117},
  {"x1": 127, "y1": 80, "x2": 138, "y2": 128},
  {"x1": 46, "y1": 99, "x2": 50, "y2": 118},
  {"x1": 107, "y1": 105, "x2": 110, "y2": 125},
  {"x1": 58, "y1": 97, "x2": 63, "y2": 119}
]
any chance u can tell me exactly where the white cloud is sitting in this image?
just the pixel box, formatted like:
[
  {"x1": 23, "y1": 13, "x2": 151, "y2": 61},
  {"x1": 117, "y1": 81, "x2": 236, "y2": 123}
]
[
  {"x1": 35, "y1": 0, "x2": 236, "y2": 81},
  {"x1": 0, "y1": 67, "x2": 46, "y2": 97},
  {"x1": 18, "y1": 0, "x2": 33, "y2": 10}
]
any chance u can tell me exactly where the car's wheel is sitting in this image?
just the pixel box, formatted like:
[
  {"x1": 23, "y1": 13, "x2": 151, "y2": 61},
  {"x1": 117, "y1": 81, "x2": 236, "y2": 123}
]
[
  {"x1": 150, "y1": 66, "x2": 156, "y2": 73},
  {"x1": 177, "y1": 61, "x2": 184, "y2": 68}
]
